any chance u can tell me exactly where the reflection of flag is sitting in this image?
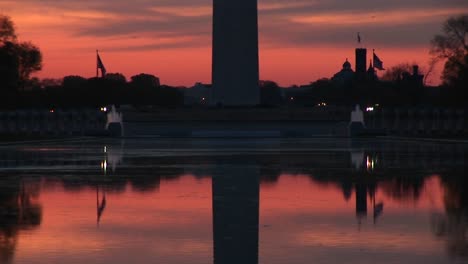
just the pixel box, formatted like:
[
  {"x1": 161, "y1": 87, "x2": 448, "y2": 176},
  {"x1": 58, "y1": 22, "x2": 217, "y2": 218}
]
[
  {"x1": 97, "y1": 52, "x2": 107, "y2": 76},
  {"x1": 97, "y1": 188, "x2": 106, "y2": 225},
  {"x1": 373, "y1": 52, "x2": 384, "y2": 70},
  {"x1": 98, "y1": 195, "x2": 106, "y2": 218},
  {"x1": 374, "y1": 202, "x2": 384, "y2": 219}
]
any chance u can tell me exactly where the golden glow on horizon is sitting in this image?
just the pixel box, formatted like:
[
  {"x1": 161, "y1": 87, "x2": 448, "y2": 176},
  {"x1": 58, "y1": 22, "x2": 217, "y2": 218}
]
[
  {"x1": 291, "y1": 8, "x2": 468, "y2": 25},
  {"x1": 258, "y1": 2, "x2": 318, "y2": 11},
  {"x1": 150, "y1": 6, "x2": 211, "y2": 17},
  {"x1": 31, "y1": 46, "x2": 442, "y2": 86},
  {"x1": 1, "y1": 1, "x2": 459, "y2": 86}
]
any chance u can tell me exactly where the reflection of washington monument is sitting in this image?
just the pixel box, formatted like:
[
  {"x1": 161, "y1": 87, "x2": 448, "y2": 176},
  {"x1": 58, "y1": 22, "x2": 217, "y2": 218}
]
[
  {"x1": 212, "y1": 166, "x2": 260, "y2": 264},
  {"x1": 212, "y1": 0, "x2": 260, "y2": 106}
]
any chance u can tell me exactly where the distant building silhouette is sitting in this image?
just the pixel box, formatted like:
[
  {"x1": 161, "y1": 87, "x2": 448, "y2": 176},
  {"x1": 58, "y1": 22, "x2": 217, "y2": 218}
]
[
  {"x1": 332, "y1": 59, "x2": 355, "y2": 86},
  {"x1": 367, "y1": 61, "x2": 378, "y2": 81},
  {"x1": 184, "y1": 82, "x2": 211, "y2": 105},
  {"x1": 332, "y1": 49, "x2": 379, "y2": 86},
  {"x1": 355, "y1": 48, "x2": 367, "y2": 81},
  {"x1": 401, "y1": 65, "x2": 424, "y2": 87}
]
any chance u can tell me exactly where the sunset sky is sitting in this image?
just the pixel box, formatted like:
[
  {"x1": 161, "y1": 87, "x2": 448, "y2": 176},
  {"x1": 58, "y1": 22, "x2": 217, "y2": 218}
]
[{"x1": 1, "y1": 0, "x2": 467, "y2": 86}]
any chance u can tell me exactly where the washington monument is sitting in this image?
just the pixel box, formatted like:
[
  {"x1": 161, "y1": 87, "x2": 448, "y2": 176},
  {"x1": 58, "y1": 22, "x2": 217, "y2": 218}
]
[{"x1": 212, "y1": 0, "x2": 260, "y2": 106}]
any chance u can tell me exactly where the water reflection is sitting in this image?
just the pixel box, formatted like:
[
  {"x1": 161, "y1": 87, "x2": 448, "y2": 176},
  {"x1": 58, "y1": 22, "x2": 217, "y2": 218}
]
[
  {"x1": 0, "y1": 138, "x2": 466, "y2": 263},
  {"x1": 212, "y1": 165, "x2": 259, "y2": 264},
  {"x1": 0, "y1": 177, "x2": 41, "y2": 264},
  {"x1": 96, "y1": 186, "x2": 106, "y2": 225},
  {"x1": 432, "y1": 174, "x2": 468, "y2": 259}
]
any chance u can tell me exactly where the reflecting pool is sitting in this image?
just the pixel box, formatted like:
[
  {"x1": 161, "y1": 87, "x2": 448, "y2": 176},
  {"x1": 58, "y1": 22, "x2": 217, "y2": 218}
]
[{"x1": 0, "y1": 138, "x2": 467, "y2": 264}]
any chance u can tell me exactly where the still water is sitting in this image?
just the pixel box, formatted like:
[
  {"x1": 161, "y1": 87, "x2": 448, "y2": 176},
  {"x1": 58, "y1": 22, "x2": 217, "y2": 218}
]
[{"x1": 0, "y1": 138, "x2": 467, "y2": 264}]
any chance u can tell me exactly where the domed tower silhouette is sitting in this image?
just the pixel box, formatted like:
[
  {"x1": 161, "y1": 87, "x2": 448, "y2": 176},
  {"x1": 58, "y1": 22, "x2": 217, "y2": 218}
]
[
  {"x1": 212, "y1": 0, "x2": 260, "y2": 106},
  {"x1": 332, "y1": 58, "x2": 354, "y2": 86},
  {"x1": 343, "y1": 58, "x2": 352, "y2": 70}
]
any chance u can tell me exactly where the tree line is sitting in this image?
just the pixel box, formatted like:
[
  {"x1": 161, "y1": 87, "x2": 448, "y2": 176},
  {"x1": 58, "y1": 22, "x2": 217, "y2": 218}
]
[
  {"x1": 0, "y1": 15, "x2": 183, "y2": 109},
  {"x1": 1, "y1": 14, "x2": 467, "y2": 109},
  {"x1": 0, "y1": 72, "x2": 184, "y2": 110},
  {"x1": 259, "y1": 15, "x2": 468, "y2": 107}
]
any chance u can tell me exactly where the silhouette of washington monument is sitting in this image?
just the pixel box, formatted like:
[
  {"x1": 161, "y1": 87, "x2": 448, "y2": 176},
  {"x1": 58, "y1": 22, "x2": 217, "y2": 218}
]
[{"x1": 212, "y1": 0, "x2": 260, "y2": 106}]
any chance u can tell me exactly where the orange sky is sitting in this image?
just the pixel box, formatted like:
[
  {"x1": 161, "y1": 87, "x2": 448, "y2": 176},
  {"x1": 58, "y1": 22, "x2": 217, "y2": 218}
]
[{"x1": 1, "y1": 0, "x2": 467, "y2": 86}]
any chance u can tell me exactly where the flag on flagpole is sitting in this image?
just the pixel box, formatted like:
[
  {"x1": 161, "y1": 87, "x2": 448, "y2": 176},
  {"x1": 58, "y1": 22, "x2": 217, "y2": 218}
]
[
  {"x1": 373, "y1": 51, "x2": 384, "y2": 70},
  {"x1": 357, "y1": 32, "x2": 361, "y2": 44},
  {"x1": 97, "y1": 51, "x2": 107, "y2": 77}
]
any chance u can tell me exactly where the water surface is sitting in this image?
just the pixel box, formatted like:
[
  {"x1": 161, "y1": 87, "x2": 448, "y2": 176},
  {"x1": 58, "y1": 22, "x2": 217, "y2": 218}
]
[{"x1": 0, "y1": 138, "x2": 467, "y2": 264}]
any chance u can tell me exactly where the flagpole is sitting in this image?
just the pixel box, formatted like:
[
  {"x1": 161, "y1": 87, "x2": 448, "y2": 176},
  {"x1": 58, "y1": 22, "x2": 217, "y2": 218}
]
[
  {"x1": 96, "y1": 50, "x2": 98, "y2": 78},
  {"x1": 373, "y1": 49, "x2": 375, "y2": 69}
]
